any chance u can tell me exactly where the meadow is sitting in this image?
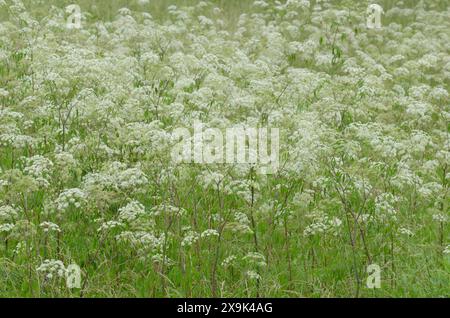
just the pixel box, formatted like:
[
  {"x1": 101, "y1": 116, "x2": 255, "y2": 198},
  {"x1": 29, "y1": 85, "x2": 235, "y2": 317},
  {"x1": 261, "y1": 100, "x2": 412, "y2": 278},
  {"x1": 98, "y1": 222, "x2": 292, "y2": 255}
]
[{"x1": 0, "y1": 0, "x2": 449, "y2": 297}]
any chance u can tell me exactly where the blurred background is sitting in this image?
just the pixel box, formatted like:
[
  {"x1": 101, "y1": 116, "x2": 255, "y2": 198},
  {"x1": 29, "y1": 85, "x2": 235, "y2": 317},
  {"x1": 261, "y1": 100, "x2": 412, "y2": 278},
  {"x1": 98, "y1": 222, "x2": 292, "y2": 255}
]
[{"x1": 1, "y1": 0, "x2": 448, "y2": 23}]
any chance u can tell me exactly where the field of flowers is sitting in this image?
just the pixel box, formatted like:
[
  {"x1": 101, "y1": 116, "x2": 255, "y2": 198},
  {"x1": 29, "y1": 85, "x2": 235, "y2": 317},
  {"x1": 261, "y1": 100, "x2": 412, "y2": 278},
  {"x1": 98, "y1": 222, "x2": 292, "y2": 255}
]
[{"x1": 0, "y1": 0, "x2": 449, "y2": 297}]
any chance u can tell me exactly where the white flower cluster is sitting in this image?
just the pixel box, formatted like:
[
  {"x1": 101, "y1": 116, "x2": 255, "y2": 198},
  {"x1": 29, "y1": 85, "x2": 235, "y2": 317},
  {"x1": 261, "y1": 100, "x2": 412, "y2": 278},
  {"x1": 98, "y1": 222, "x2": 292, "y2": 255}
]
[
  {"x1": 228, "y1": 211, "x2": 253, "y2": 234},
  {"x1": 116, "y1": 167, "x2": 149, "y2": 192},
  {"x1": 36, "y1": 259, "x2": 66, "y2": 280},
  {"x1": 246, "y1": 270, "x2": 261, "y2": 281},
  {"x1": 444, "y1": 245, "x2": 450, "y2": 255},
  {"x1": 151, "y1": 253, "x2": 175, "y2": 267},
  {"x1": 19, "y1": 155, "x2": 53, "y2": 188},
  {"x1": 54, "y1": 152, "x2": 78, "y2": 181},
  {"x1": 0, "y1": 205, "x2": 18, "y2": 222},
  {"x1": 221, "y1": 255, "x2": 237, "y2": 267},
  {"x1": 0, "y1": 204, "x2": 17, "y2": 233},
  {"x1": 0, "y1": 0, "x2": 448, "y2": 296},
  {"x1": 243, "y1": 252, "x2": 267, "y2": 267},
  {"x1": 151, "y1": 204, "x2": 186, "y2": 217},
  {"x1": 303, "y1": 213, "x2": 342, "y2": 237},
  {"x1": 55, "y1": 188, "x2": 87, "y2": 212},
  {"x1": 97, "y1": 220, "x2": 124, "y2": 233},
  {"x1": 200, "y1": 229, "x2": 220, "y2": 239},
  {"x1": 40, "y1": 221, "x2": 61, "y2": 233},
  {"x1": 398, "y1": 227, "x2": 414, "y2": 237},
  {"x1": 116, "y1": 231, "x2": 165, "y2": 253},
  {"x1": 23, "y1": 155, "x2": 53, "y2": 179},
  {"x1": 82, "y1": 163, "x2": 148, "y2": 194},
  {"x1": 0, "y1": 223, "x2": 14, "y2": 233},
  {"x1": 0, "y1": 133, "x2": 35, "y2": 149},
  {"x1": 181, "y1": 230, "x2": 199, "y2": 247},
  {"x1": 118, "y1": 200, "x2": 146, "y2": 223},
  {"x1": 432, "y1": 213, "x2": 447, "y2": 223},
  {"x1": 0, "y1": 179, "x2": 9, "y2": 188},
  {"x1": 375, "y1": 193, "x2": 400, "y2": 221}
]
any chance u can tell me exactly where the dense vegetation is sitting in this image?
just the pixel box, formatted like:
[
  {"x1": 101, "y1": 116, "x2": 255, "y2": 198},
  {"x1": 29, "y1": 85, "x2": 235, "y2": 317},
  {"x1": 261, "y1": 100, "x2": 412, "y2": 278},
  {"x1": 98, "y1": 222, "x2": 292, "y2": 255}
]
[{"x1": 0, "y1": 0, "x2": 448, "y2": 297}]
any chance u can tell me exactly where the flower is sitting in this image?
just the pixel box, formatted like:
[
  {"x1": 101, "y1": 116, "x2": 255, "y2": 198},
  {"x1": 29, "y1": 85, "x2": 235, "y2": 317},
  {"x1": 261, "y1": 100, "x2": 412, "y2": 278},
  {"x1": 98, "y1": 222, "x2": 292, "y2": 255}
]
[
  {"x1": 118, "y1": 201, "x2": 146, "y2": 223},
  {"x1": 201, "y1": 229, "x2": 219, "y2": 239},
  {"x1": 40, "y1": 222, "x2": 61, "y2": 233},
  {"x1": 55, "y1": 188, "x2": 87, "y2": 212},
  {"x1": 36, "y1": 260, "x2": 66, "y2": 280},
  {"x1": 246, "y1": 270, "x2": 261, "y2": 281}
]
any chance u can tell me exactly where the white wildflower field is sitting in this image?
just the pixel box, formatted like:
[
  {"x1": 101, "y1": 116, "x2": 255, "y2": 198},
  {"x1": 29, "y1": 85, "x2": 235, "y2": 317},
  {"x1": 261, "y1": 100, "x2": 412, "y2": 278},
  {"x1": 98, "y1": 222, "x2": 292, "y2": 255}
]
[{"x1": 0, "y1": 0, "x2": 448, "y2": 297}]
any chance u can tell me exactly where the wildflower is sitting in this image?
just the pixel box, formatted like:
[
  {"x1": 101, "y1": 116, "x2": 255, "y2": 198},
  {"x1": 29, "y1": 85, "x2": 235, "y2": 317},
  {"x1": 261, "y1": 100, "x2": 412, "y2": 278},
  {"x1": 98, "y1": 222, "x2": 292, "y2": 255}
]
[
  {"x1": 200, "y1": 229, "x2": 220, "y2": 239},
  {"x1": 23, "y1": 155, "x2": 53, "y2": 179},
  {"x1": 152, "y1": 254, "x2": 175, "y2": 267},
  {"x1": 0, "y1": 205, "x2": 18, "y2": 222},
  {"x1": 246, "y1": 270, "x2": 261, "y2": 281},
  {"x1": 36, "y1": 260, "x2": 66, "y2": 280},
  {"x1": 181, "y1": 231, "x2": 200, "y2": 247},
  {"x1": 432, "y1": 213, "x2": 447, "y2": 223},
  {"x1": 13, "y1": 241, "x2": 27, "y2": 256},
  {"x1": 375, "y1": 193, "x2": 399, "y2": 217},
  {"x1": 303, "y1": 213, "x2": 342, "y2": 237},
  {"x1": 243, "y1": 252, "x2": 267, "y2": 267},
  {"x1": 151, "y1": 204, "x2": 185, "y2": 217},
  {"x1": 227, "y1": 212, "x2": 253, "y2": 234},
  {"x1": 40, "y1": 222, "x2": 61, "y2": 233},
  {"x1": 221, "y1": 255, "x2": 237, "y2": 267},
  {"x1": 118, "y1": 201, "x2": 146, "y2": 223},
  {"x1": 55, "y1": 188, "x2": 87, "y2": 212},
  {"x1": 398, "y1": 227, "x2": 414, "y2": 237},
  {"x1": 444, "y1": 245, "x2": 450, "y2": 255},
  {"x1": 0, "y1": 223, "x2": 14, "y2": 233},
  {"x1": 0, "y1": 88, "x2": 9, "y2": 97},
  {"x1": 0, "y1": 179, "x2": 9, "y2": 188},
  {"x1": 97, "y1": 221, "x2": 124, "y2": 233},
  {"x1": 116, "y1": 231, "x2": 164, "y2": 252},
  {"x1": 117, "y1": 168, "x2": 149, "y2": 192}
]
